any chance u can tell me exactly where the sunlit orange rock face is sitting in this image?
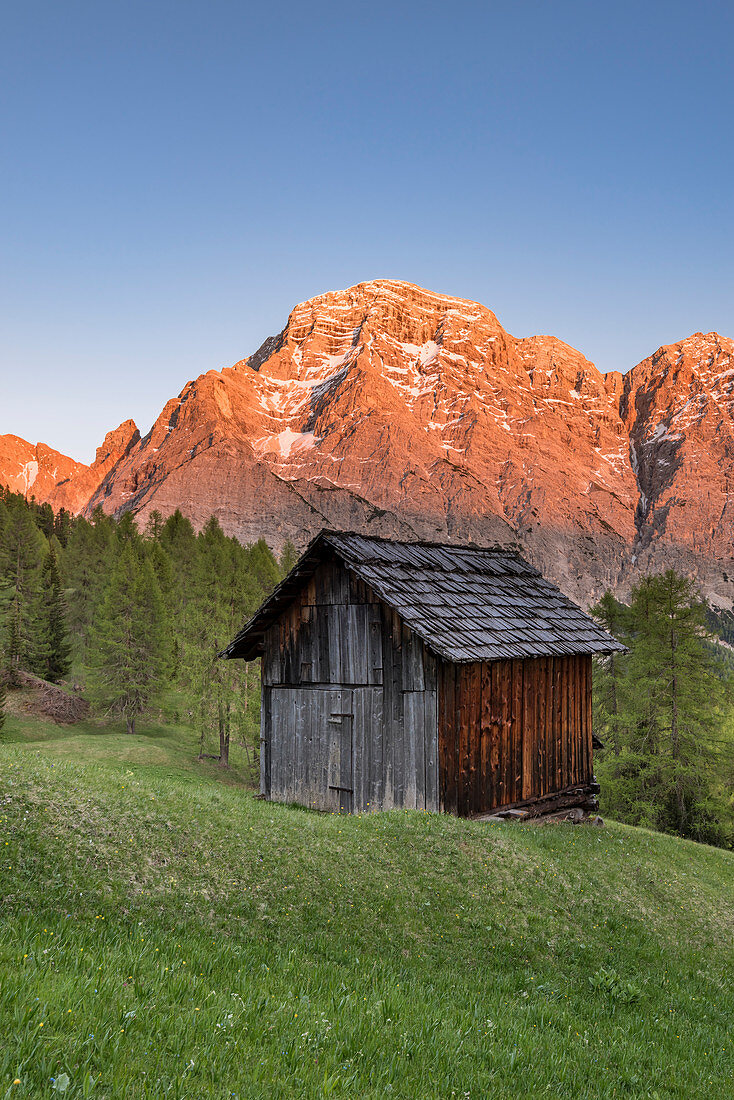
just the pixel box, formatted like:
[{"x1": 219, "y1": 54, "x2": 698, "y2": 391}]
[
  {"x1": 0, "y1": 420, "x2": 140, "y2": 516},
  {"x1": 2, "y1": 281, "x2": 732, "y2": 608},
  {"x1": 0, "y1": 435, "x2": 85, "y2": 503}
]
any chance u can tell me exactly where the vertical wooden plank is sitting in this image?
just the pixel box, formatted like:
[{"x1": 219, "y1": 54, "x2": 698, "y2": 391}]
[
  {"x1": 402, "y1": 692, "x2": 419, "y2": 810},
  {"x1": 402, "y1": 625, "x2": 425, "y2": 691},
  {"x1": 575, "y1": 655, "x2": 583, "y2": 785},
  {"x1": 370, "y1": 682, "x2": 383, "y2": 811},
  {"x1": 580, "y1": 656, "x2": 586, "y2": 783},
  {"x1": 537, "y1": 658, "x2": 546, "y2": 797},
  {"x1": 563, "y1": 657, "x2": 570, "y2": 787},
  {"x1": 500, "y1": 660, "x2": 513, "y2": 809},
  {"x1": 511, "y1": 660, "x2": 523, "y2": 805},
  {"x1": 402, "y1": 691, "x2": 415, "y2": 810},
  {"x1": 439, "y1": 662, "x2": 457, "y2": 814},
  {"x1": 545, "y1": 656, "x2": 554, "y2": 797},
  {"x1": 522, "y1": 659, "x2": 533, "y2": 801},
  {"x1": 490, "y1": 661, "x2": 503, "y2": 809},
  {"x1": 262, "y1": 625, "x2": 277, "y2": 685},
  {"x1": 552, "y1": 657, "x2": 561, "y2": 793},
  {"x1": 424, "y1": 682, "x2": 438, "y2": 812},
  {"x1": 392, "y1": 610, "x2": 405, "y2": 807},
  {"x1": 292, "y1": 685, "x2": 302, "y2": 803},
  {"x1": 340, "y1": 702, "x2": 353, "y2": 815},
  {"x1": 260, "y1": 683, "x2": 271, "y2": 798},
  {"x1": 480, "y1": 663, "x2": 492, "y2": 812},
  {"x1": 328, "y1": 606, "x2": 341, "y2": 684},
  {"x1": 465, "y1": 664, "x2": 481, "y2": 814},
  {"x1": 415, "y1": 690, "x2": 426, "y2": 810},
  {"x1": 380, "y1": 605, "x2": 396, "y2": 808},
  {"x1": 368, "y1": 605, "x2": 383, "y2": 686},
  {"x1": 570, "y1": 656, "x2": 578, "y2": 785},
  {"x1": 586, "y1": 656, "x2": 594, "y2": 783},
  {"x1": 438, "y1": 663, "x2": 448, "y2": 812},
  {"x1": 374, "y1": 685, "x2": 385, "y2": 811},
  {"x1": 456, "y1": 666, "x2": 469, "y2": 816},
  {"x1": 527, "y1": 659, "x2": 536, "y2": 800},
  {"x1": 269, "y1": 686, "x2": 281, "y2": 801}
]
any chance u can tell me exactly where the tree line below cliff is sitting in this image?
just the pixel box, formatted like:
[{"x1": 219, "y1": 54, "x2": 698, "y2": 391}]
[
  {"x1": 0, "y1": 489, "x2": 294, "y2": 766},
  {"x1": 0, "y1": 487, "x2": 732, "y2": 846}
]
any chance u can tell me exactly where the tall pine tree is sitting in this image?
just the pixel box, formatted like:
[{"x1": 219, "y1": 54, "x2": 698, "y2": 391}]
[
  {"x1": 88, "y1": 543, "x2": 169, "y2": 734},
  {"x1": 36, "y1": 547, "x2": 72, "y2": 683},
  {"x1": 0, "y1": 496, "x2": 47, "y2": 677},
  {"x1": 594, "y1": 571, "x2": 733, "y2": 846}
]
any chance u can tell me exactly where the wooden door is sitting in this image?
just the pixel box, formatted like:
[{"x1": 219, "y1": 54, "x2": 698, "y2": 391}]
[
  {"x1": 268, "y1": 686, "x2": 356, "y2": 812},
  {"x1": 327, "y1": 695, "x2": 354, "y2": 814}
]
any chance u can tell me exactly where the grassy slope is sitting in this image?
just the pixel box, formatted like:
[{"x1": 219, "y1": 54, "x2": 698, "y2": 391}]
[{"x1": 1, "y1": 714, "x2": 733, "y2": 1099}]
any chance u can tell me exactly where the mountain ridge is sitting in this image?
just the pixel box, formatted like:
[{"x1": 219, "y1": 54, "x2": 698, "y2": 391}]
[{"x1": 2, "y1": 280, "x2": 733, "y2": 609}]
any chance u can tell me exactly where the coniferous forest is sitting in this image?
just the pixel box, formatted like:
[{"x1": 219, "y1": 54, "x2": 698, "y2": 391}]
[
  {"x1": 0, "y1": 489, "x2": 290, "y2": 769},
  {"x1": 1, "y1": 487, "x2": 733, "y2": 846}
]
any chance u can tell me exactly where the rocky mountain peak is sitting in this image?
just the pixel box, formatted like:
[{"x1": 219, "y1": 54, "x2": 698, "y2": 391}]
[{"x1": 1, "y1": 282, "x2": 732, "y2": 609}]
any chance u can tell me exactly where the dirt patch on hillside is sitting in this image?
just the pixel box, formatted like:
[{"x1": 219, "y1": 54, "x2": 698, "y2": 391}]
[{"x1": 5, "y1": 671, "x2": 90, "y2": 725}]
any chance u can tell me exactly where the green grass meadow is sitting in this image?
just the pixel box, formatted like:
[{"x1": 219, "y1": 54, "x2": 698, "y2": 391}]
[{"x1": 1, "y1": 709, "x2": 733, "y2": 1098}]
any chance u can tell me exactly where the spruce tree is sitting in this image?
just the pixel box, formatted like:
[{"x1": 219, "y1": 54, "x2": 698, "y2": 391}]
[
  {"x1": 594, "y1": 571, "x2": 733, "y2": 845},
  {"x1": 87, "y1": 543, "x2": 169, "y2": 734},
  {"x1": 36, "y1": 547, "x2": 72, "y2": 683},
  {"x1": 0, "y1": 496, "x2": 46, "y2": 675},
  {"x1": 591, "y1": 591, "x2": 630, "y2": 753},
  {"x1": 63, "y1": 513, "x2": 116, "y2": 666}
]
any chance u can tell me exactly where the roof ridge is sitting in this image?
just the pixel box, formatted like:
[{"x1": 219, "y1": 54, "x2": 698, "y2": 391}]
[
  {"x1": 222, "y1": 527, "x2": 626, "y2": 661},
  {"x1": 322, "y1": 529, "x2": 527, "y2": 556}
]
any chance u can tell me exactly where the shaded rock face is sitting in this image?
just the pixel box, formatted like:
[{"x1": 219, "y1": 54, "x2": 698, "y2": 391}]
[
  {"x1": 620, "y1": 332, "x2": 734, "y2": 606},
  {"x1": 2, "y1": 281, "x2": 732, "y2": 608}
]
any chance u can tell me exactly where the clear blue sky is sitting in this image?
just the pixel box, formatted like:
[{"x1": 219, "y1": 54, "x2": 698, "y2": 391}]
[{"x1": 2, "y1": 0, "x2": 733, "y2": 462}]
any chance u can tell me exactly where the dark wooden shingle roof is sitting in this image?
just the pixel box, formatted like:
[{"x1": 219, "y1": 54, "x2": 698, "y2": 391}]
[{"x1": 223, "y1": 530, "x2": 625, "y2": 662}]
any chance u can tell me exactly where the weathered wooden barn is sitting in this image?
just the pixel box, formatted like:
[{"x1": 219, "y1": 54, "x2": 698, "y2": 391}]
[{"x1": 222, "y1": 531, "x2": 625, "y2": 817}]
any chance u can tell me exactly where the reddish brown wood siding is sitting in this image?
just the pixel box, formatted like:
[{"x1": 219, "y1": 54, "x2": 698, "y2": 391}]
[{"x1": 438, "y1": 654, "x2": 594, "y2": 816}]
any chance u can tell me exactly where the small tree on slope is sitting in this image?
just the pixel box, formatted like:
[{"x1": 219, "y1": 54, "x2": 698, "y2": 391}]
[
  {"x1": 88, "y1": 543, "x2": 169, "y2": 734},
  {"x1": 594, "y1": 571, "x2": 733, "y2": 845}
]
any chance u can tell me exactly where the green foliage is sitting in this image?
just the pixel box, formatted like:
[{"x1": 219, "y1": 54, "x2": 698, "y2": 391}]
[
  {"x1": 0, "y1": 492, "x2": 47, "y2": 674},
  {"x1": 0, "y1": 674, "x2": 5, "y2": 735},
  {"x1": 0, "y1": 492, "x2": 280, "y2": 767},
  {"x1": 87, "y1": 543, "x2": 169, "y2": 733},
  {"x1": 279, "y1": 537, "x2": 299, "y2": 575},
  {"x1": 593, "y1": 571, "x2": 734, "y2": 847},
  {"x1": 35, "y1": 547, "x2": 72, "y2": 683},
  {"x1": 62, "y1": 512, "x2": 117, "y2": 667},
  {"x1": 1, "y1": 732, "x2": 733, "y2": 1098},
  {"x1": 706, "y1": 605, "x2": 734, "y2": 647}
]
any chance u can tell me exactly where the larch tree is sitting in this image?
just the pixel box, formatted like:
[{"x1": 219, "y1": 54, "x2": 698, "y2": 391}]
[{"x1": 88, "y1": 542, "x2": 169, "y2": 734}]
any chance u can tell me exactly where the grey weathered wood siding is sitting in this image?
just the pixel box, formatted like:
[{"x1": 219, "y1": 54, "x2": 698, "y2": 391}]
[{"x1": 260, "y1": 557, "x2": 439, "y2": 812}]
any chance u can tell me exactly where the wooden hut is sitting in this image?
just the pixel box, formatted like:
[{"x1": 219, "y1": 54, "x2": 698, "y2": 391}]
[{"x1": 222, "y1": 531, "x2": 624, "y2": 817}]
